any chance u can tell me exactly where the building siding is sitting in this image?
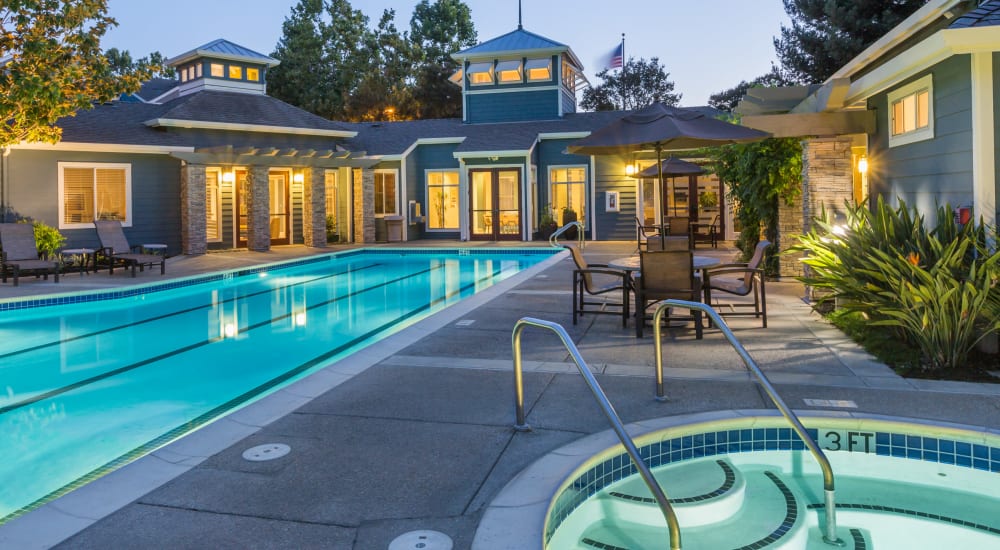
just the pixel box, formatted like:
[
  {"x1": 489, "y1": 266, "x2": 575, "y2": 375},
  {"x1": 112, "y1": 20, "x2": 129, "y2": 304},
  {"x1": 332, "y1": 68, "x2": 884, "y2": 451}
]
[
  {"x1": 5, "y1": 149, "x2": 182, "y2": 252},
  {"x1": 867, "y1": 55, "x2": 973, "y2": 223},
  {"x1": 592, "y1": 154, "x2": 636, "y2": 241},
  {"x1": 412, "y1": 143, "x2": 461, "y2": 240},
  {"x1": 467, "y1": 89, "x2": 559, "y2": 123}
]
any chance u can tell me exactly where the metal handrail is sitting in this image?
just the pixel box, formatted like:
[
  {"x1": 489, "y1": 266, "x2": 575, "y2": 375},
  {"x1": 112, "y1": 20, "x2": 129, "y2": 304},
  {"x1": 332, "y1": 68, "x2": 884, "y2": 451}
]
[
  {"x1": 512, "y1": 317, "x2": 681, "y2": 550},
  {"x1": 652, "y1": 300, "x2": 844, "y2": 547},
  {"x1": 549, "y1": 221, "x2": 584, "y2": 249}
]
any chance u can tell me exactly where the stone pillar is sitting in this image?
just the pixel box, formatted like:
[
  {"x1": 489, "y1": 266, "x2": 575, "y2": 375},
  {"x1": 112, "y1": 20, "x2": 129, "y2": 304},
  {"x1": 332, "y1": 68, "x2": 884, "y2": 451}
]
[
  {"x1": 302, "y1": 167, "x2": 326, "y2": 247},
  {"x1": 788, "y1": 137, "x2": 856, "y2": 280},
  {"x1": 246, "y1": 165, "x2": 271, "y2": 252},
  {"x1": 179, "y1": 163, "x2": 207, "y2": 255},
  {"x1": 353, "y1": 168, "x2": 375, "y2": 243}
]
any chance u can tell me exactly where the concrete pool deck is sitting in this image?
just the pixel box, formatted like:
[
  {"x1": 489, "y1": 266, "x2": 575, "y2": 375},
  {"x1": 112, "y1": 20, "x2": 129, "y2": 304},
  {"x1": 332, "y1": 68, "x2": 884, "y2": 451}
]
[{"x1": 1, "y1": 241, "x2": 999, "y2": 549}]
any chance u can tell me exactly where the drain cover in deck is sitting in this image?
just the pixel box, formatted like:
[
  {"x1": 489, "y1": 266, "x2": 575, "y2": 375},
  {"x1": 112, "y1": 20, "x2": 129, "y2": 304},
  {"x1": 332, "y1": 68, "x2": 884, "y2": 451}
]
[
  {"x1": 388, "y1": 530, "x2": 453, "y2": 550},
  {"x1": 242, "y1": 443, "x2": 290, "y2": 461}
]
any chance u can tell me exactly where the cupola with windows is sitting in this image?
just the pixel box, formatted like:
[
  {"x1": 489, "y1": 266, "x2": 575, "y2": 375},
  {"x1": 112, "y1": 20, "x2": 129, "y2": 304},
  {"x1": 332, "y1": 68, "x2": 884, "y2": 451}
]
[
  {"x1": 165, "y1": 39, "x2": 280, "y2": 98},
  {"x1": 451, "y1": 25, "x2": 588, "y2": 124}
]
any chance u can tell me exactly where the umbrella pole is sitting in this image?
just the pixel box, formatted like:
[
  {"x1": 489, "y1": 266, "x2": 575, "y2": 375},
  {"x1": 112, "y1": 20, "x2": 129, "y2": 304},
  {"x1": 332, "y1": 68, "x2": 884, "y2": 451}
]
[{"x1": 656, "y1": 144, "x2": 664, "y2": 234}]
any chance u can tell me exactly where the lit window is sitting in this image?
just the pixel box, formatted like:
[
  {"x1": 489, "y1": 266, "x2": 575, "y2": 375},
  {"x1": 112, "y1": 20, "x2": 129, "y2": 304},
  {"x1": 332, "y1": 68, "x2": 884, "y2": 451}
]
[
  {"x1": 229, "y1": 65, "x2": 243, "y2": 80},
  {"x1": 195, "y1": 64, "x2": 202, "y2": 78},
  {"x1": 426, "y1": 171, "x2": 460, "y2": 230},
  {"x1": 888, "y1": 74, "x2": 933, "y2": 147},
  {"x1": 59, "y1": 163, "x2": 131, "y2": 228},
  {"x1": 562, "y1": 62, "x2": 576, "y2": 93},
  {"x1": 496, "y1": 60, "x2": 522, "y2": 84},
  {"x1": 374, "y1": 170, "x2": 398, "y2": 216},
  {"x1": 325, "y1": 171, "x2": 339, "y2": 242},
  {"x1": 180, "y1": 67, "x2": 188, "y2": 82},
  {"x1": 467, "y1": 62, "x2": 494, "y2": 85},
  {"x1": 550, "y1": 167, "x2": 587, "y2": 227},
  {"x1": 246, "y1": 67, "x2": 260, "y2": 82},
  {"x1": 210, "y1": 63, "x2": 224, "y2": 77},
  {"x1": 526, "y1": 58, "x2": 551, "y2": 82},
  {"x1": 206, "y1": 170, "x2": 221, "y2": 242}
]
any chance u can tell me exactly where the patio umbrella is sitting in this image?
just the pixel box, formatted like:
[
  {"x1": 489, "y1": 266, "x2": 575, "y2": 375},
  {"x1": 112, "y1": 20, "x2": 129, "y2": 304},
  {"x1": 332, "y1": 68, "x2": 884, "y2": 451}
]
[
  {"x1": 634, "y1": 156, "x2": 705, "y2": 178},
  {"x1": 568, "y1": 103, "x2": 769, "y2": 218}
]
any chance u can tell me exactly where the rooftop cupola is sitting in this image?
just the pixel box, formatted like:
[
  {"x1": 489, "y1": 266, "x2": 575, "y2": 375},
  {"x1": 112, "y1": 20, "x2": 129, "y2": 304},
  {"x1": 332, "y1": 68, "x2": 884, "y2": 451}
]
[
  {"x1": 451, "y1": 27, "x2": 588, "y2": 124},
  {"x1": 165, "y1": 39, "x2": 280, "y2": 98}
]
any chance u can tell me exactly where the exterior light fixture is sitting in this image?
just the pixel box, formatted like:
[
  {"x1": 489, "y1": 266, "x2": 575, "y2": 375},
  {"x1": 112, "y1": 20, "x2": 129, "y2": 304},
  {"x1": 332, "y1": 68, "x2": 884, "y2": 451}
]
[
  {"x1": 293, "y1": 173, "x2": 305, "y2": 184},
  {"x1": 857, "y1": 155, "x2": 868, "y2": 175},
  {"x1": 625, "y1": 164, "x2": 636, "y2": 176},
  {"x1": 222, "y1": 171, "x2": 236, "y2": 184}
]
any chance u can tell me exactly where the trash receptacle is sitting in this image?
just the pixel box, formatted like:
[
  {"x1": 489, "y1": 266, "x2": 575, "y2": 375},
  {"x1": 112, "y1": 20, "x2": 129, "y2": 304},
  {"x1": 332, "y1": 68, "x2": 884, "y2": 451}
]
[{"x1": 385, "y1": 215, "x2": 405, "y2": 242}]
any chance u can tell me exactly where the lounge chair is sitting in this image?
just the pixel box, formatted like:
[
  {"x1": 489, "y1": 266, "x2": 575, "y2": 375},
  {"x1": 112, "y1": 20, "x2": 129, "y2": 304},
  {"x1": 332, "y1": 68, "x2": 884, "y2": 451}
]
[
  {"x1": 94, "y1": 220, "x2": 165, "y2": 277},
  {"x1": 0, "y1": 223, "x2": 60, "y2": 286},
  {"x1": 565, "y1": 244, "x2": 631, "y2": 327},
  {"x1": 705, "y1": 240, "x2": 770, "y2": 327},
  {"x1": 634, "y1": 249, "x2": 702, "y2": 339}
]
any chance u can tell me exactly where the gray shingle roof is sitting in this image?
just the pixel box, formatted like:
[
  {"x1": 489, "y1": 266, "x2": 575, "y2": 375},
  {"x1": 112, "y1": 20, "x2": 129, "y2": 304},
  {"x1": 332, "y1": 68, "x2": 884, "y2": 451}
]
[
  {"x1": 949, "y1": 0, "x2": 1000, "y2": 28},
  {"x1": 166, "y1": 39, "x2": 279, "y2": 67},
  {"x1": 135, "y1": 78, "x2": 179, "y2": 102},
  {"x1": 152, "y1": 92, "x2": 355, "y2": 133}
]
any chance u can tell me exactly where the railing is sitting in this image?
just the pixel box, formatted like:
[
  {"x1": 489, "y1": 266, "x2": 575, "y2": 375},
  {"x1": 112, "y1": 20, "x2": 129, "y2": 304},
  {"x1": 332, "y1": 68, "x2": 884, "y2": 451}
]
[
  {"x1": 549, "y1": 221, "x2": 584, "y2": 249},
  {"x1": 652, "y1": 300, "x2": 844, "y2": 547},
  {"x1": 512, "y1": 317, "x2": 681, "y2": 550}
]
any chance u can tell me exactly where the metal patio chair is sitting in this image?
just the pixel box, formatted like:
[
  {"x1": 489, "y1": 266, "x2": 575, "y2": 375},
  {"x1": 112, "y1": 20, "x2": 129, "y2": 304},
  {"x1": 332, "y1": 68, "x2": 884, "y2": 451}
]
[
  {"x1": 94, "y1": 220, "x2": 166, "y2": 277},
  {"x1": 0, "y1": 223, "x2": 60, "y2": 286},
  {"x1": 565, "y1": 244, "x2": 631, "y2": 327},
  {"x1": 634, "y1": 249, "x2": 702, "y2": 339},
  {"x1": 705, "y1": 240, "x2": 770, "y2": 327}
]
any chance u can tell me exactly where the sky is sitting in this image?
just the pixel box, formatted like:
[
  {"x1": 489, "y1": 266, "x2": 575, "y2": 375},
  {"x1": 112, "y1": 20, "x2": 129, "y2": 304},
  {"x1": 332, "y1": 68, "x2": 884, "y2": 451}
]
[{"x1": 102, "y1": 0, "x2": 791, "y2": 106}]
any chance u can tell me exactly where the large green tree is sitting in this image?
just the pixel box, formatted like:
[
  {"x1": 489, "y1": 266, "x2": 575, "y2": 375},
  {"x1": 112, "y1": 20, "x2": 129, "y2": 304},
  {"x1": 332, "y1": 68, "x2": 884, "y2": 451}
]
[
  {"x1": 775, "y1": 0, "x2": 925, "y2": 83},
  {"x1": 266, "y1": 0, "x2": 336, "y2": 118},
  {"x1": 404, "y1": 0, "x2": 477, "y2": 119},
  {"x1": 0, "y1": 0, "x2": 154, "y2": 146},
  {"x1": 580, "y1": 57, "x2": 680, "y2": 112},
  {"x1": 347, "y1": 9, "x2": 413, "y2": 121},
  {"x1": 105, "y1": 48, "x2": 174, "y2": 79}
]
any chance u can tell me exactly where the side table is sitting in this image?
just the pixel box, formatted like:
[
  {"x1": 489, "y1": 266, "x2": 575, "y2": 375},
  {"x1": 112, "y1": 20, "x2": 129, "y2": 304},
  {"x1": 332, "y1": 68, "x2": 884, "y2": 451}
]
[
  {"x1": 142, "y1": 243, "x2": 167, "y2": 256},
  {"x1": 60, "y1": 248, "x2": 95, "y2": 276}
]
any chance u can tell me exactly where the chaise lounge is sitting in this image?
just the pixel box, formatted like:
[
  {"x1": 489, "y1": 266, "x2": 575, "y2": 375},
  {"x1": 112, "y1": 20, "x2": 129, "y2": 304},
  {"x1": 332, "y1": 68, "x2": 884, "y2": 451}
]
[
  {"x1": 0, "y1": 223, "x2": 61, "y2": 286},
  {"x1": 94, "y1": 220, "x2": 166, "y2": 277}
]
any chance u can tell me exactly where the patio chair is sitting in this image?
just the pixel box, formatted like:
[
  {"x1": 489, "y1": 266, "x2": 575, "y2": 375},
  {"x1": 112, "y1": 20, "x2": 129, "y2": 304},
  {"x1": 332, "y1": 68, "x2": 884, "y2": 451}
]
[
  {"x1": 564, "y1": 244, "x2": 630, "y2": 327},
  {"x1": 666, "y1": 216, "x2": 694, "y2": 249},
  {"x1": 705, "y1": 240, "x2": 770, "y2": 328},
  {"x1": 636, "y1": 216, "x2": 661, "y2": 251},
  {"x1": 634, "y1": 249, "x2": 702, "y2": 339},
  {"x1": 0, "y1": 223, "x2": 60, "y2": 287},
  {"x1": 693, "y1": 215, "x2": 720, "y2": 249},
  {"x1": 94, "y1": 220, "x2": 166, "y2": 277}
]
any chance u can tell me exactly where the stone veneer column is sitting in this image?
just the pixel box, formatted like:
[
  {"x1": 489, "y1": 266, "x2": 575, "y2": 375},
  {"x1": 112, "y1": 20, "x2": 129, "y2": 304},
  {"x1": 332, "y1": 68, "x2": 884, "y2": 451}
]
[
  {"x1": 246, "y1": 165, "x2": 271, "y2": 252},
  {"x1": 353, "y1": 168, "x2": 375, "y2": 243},
  {"x1": 789, "y1": 137, "x2": 855, "y2": 281},
  {"x1": 179, "y1": 163, "x2": 207, "y2": 255},
  {"x1": 302, "y1": 167, "x2": 326, "y2": 247}
]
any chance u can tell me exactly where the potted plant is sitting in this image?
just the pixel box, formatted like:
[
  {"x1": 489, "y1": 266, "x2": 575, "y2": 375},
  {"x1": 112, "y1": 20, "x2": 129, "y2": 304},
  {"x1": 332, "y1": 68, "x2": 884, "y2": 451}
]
[
  {"x1": 561, "y1": 206, "x2": 578, "y2": 239},
  {"x1": 534, "y1": 204, "x2": 558, "y2": 240}
]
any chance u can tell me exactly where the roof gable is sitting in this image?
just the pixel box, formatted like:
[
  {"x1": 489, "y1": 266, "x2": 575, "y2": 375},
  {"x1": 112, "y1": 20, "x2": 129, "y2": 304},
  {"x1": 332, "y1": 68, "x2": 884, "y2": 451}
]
[
  {"x1": 454, "y1": 27, "x2": 581, "y2": 68},
  {"x1": 166, "y1": 39, "x2": 279, "y2": 68}
]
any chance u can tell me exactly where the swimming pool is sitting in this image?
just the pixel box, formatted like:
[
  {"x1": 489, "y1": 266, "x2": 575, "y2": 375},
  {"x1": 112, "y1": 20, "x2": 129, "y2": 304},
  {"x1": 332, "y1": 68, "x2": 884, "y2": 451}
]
[
  {"x1": 474, "y1": 411, "x2": 1000, "y2": 549},
  {"x1": 0, "y1": 248, "x2": 556, "y2": 523}
]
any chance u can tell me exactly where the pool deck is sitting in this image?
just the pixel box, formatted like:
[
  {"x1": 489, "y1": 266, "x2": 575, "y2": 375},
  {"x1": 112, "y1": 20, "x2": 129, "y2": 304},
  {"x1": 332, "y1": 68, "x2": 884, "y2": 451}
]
[{"x1": 2, "y1": 241, "x2": 999, "y2": 549}]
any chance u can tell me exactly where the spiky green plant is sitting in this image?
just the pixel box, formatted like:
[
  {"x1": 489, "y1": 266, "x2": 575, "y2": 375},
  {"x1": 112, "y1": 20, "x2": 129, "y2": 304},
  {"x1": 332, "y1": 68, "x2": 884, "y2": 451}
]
[{"x1": 792, "y1": 197, "x2": 1000, "y2": 370}]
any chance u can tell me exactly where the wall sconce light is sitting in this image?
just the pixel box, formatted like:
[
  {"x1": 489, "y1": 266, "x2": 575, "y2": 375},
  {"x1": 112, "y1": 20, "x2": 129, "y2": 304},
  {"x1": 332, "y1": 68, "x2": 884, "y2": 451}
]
[
  {"x1": 222, "y1": 171, "x2": 235, "y2": 184},
  {"x1": 625, "y1": 164, "x2": 636, "y2": 176},
  {"x1": 857, "y1": 155, "x2": 868, "y2": 175},
  {"x1": 488, "y1": 156, "x2": 499, "y2": 162},
  {"x1": 293, "y1": 173, "x2": 305, "y2": 184}
]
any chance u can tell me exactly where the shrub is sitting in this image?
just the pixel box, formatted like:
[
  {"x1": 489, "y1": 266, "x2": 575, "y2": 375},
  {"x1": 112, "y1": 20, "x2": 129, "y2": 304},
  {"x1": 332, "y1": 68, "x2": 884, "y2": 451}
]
[
  {"x1": 792, "y1": 197, "x2": 1000, "y2": 370},
  {"x1": 19, "y1": 220, "x2": 65, "y2": 260}
]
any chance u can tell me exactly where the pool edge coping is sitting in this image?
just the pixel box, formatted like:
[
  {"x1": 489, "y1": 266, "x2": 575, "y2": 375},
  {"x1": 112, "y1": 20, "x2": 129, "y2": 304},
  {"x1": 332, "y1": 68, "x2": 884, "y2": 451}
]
[{"x1": 0, "y1": 247, "x2": 569, "y2": 550}]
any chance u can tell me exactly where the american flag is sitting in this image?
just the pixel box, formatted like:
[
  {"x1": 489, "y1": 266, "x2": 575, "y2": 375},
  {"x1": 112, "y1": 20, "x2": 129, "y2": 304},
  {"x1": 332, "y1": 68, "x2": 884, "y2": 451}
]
[{"x1": 605, "y1": 42, "x2": 624, "y2": 70}]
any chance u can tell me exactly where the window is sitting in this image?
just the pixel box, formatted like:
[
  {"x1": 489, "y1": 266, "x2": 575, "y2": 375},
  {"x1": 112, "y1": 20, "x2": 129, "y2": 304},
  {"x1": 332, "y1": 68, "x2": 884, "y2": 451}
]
[
  {"x1": 888, "y1": 74, "x2": 933, "y2": 147},
  {"x1": 426, "y1": 170, "x2": 460, "y2": 230},
  {"x1": 550, "y1": 166, "x2": 586, "y2": 226},
  {"x1": 59, "y1": 162, "x2": 131, "y2": 228},
  {"x1": 246, "y1": 67, "x2": 260, "y2": 82},
  {"x1": 325, "y1": 170, "x2": 339, "y2": 241},
  {"x1": 562, "y1": 61, "x2": 576, "y2": 93},
  {"x1": 229, "y1": 65, "x2": 243, "y2": 80},
  {"x1": 206, "y1": 169, "x2": 221, "y2": 242},
  {"x1": 180, "y1": 67, "x2": 188, "y2": 82},
  {"x1": 526, "y1": 58, "x2": 551, "y2": 82},
  {"x1": 374, "y1": 170, "x2": 398, "y2": 216},
  {"x1": 210, "y1": 63, "x2": 224, "y2": 78},
  {"x1": 496, "y1": 59, "x2": 522, "y2": 84},
  {"x1": 467, "y1": 62, "x2": 494, "y2": 85},
  {"x1": 195, "y1": 63, "x2": 202, "y2": 78}
]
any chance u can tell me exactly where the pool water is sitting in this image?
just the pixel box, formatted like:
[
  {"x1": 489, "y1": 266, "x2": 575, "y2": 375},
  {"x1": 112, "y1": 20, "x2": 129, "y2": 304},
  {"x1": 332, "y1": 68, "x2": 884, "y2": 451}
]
[{"x1": 0, "y1": 249, "x2": 552, "y2": 522}]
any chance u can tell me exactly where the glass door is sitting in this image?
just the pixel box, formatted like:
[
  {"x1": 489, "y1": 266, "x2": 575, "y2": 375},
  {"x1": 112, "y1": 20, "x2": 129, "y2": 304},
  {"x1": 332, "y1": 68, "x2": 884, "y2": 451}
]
[
  {"x1": 470, "y1": 168, "x2": 521, "y2": 241},
  {"x1": 236, "y1": 169, "x2": 249, "y2": 247},
  {"x1": 269, "y1": 171, "x2": 289, "y2": 245}
]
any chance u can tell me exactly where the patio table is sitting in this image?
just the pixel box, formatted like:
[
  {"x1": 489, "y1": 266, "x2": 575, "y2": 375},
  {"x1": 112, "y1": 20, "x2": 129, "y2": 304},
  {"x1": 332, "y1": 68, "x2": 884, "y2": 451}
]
[{"x1": 609, "y1": 254, "x2": 721, "y2": 306}]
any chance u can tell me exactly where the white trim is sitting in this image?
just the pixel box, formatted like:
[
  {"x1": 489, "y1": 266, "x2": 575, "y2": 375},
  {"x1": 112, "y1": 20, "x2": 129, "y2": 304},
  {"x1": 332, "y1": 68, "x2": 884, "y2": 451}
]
[
  {"x1": 144, "y1": 118, "x2": 357, "y2": 138},
  {"x1": 11, "y1": 142, "x2": 194, "y2": 154},
  {"x1": 464, "y1": 85, "x2": 560, "y2": 96},
  {"x1": 205, "y1": 167, "x2": 224, "y2": 243},
  {"x1": 589, "y1": 155, "x2": 597, "y2": 240},
  {"x1": 424, "y1": 169, "x2": 461, "y2": 232},
  {"x1": 166, "y1": 49, "x2": 279, "y2": 68},
  {"x1": 459, "y1": 159, "x2": 469, "y2": 240},
  {"x1": 971, "y1": 52, "x2": 997, "y2": 235},
  {"x1": 373, "y1": 168, "x2": 400, "y2": 218},
  {"x1": 57, "y1": 162, "x2": 133, "y2": 230},
  {"x1": 454, "y1": 150, "x2": 530, "y2": 160},
  {"x1": 548, "y1": 164, "x2": 588, "y2": 232},
  {"x1": 537, "y1": 131, "x2": 590, "y2": 140},
  {"x1": 887, "y1": 74, "x2": 934, "y2": 148}
]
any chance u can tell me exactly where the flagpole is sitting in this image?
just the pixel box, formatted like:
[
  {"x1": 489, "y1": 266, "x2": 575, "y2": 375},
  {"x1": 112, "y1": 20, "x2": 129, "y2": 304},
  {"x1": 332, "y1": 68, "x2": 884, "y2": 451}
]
[{"x1": 620, "y1": 33, "x2": 626, "y2": 110}]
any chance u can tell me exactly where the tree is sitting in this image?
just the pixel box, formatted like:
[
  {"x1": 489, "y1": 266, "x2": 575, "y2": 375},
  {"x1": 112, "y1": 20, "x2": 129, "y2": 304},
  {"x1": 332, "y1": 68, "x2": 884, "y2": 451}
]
[
  {"x1": 708, "y1": 66, "x2": 791, "y2": 112},
  {"x1": 106, "y1": 48, "x2": 175, "y2": 79},
  {"x1": 405, "y1": 0, "x2": 477, "y2": 119},
  {"x1": 0, "y1": 0, "x2": 155, "y2": 146},
  {"x1": 323, "y1": 0, "x2": 370, "y2": 120},
  {"x1": 775, "y1": 0, "x2": 925, "y2": 83},
  {"x1": 268, "y1": 0, "x2": 336, "y2": 118},
  {"x1": 347, "y1": 9, "x2": 414, "y2": 121},
  {"x1": 580, "y1": 57, "x2": 680, "y2": 112}
]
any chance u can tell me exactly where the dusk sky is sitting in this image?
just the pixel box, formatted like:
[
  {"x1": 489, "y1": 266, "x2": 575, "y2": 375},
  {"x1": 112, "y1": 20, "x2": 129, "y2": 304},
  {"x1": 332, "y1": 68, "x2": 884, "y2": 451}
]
[{"x1": 102, "y1": 0, "x2": 791, "y2": 106}]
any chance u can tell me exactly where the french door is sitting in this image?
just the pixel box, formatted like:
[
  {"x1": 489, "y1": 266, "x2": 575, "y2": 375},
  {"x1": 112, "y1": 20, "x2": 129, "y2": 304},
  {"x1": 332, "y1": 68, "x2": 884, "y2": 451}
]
[
  {"x1": 470, "y1": 168, "x2": 521, "y2": 241},
  {"x1": 235, "y1": 169, "x2": 290, "y2": 247}
]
